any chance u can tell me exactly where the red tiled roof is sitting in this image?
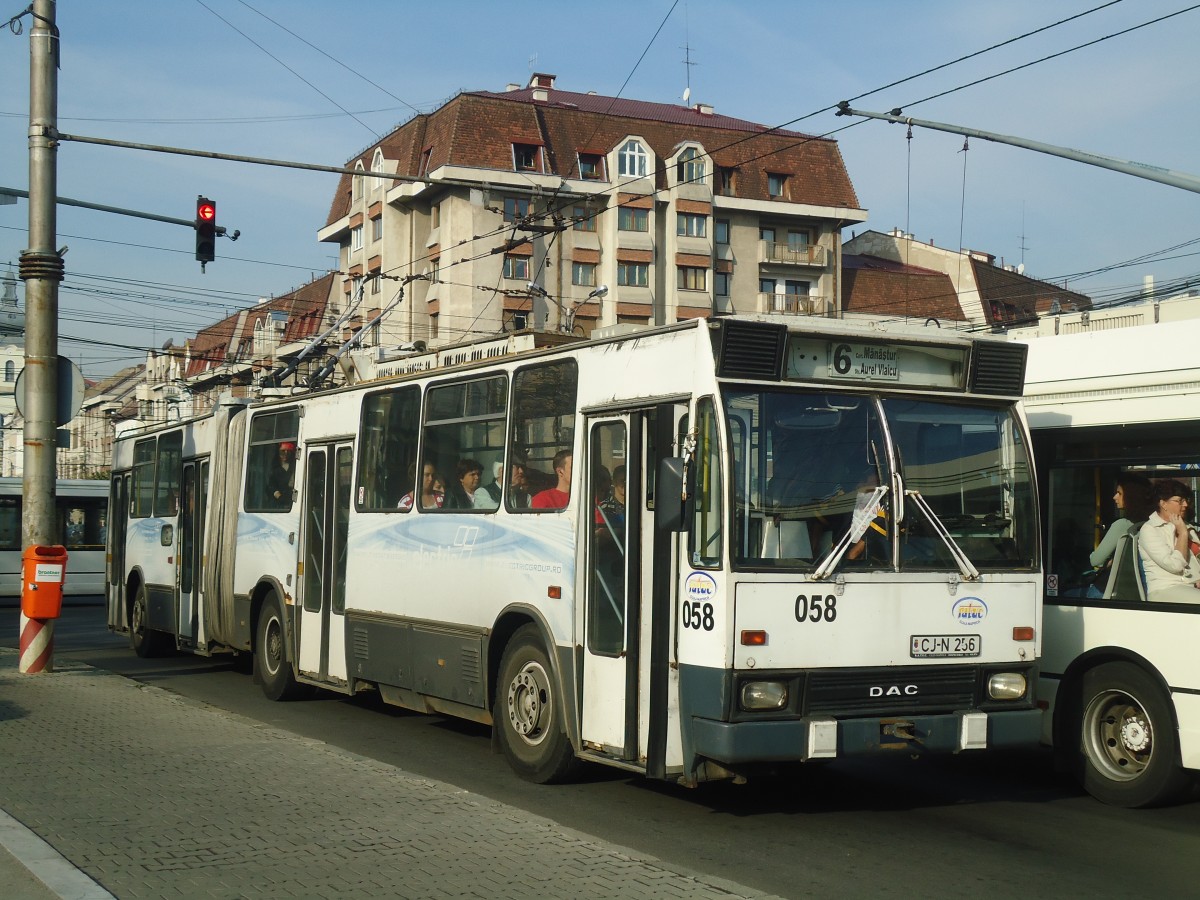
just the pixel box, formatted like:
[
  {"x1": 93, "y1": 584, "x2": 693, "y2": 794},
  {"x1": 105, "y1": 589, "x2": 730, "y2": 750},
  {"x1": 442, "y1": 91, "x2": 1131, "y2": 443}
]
[{"x1": 842, "y1": 254, "x2": 965, "y2": 321}]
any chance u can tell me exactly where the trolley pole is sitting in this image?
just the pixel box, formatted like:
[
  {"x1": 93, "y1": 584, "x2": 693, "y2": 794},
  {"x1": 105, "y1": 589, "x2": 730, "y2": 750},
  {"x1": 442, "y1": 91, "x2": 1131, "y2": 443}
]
[{"x1": 19, "y1": 0, "x2": 61, "y2": 674}]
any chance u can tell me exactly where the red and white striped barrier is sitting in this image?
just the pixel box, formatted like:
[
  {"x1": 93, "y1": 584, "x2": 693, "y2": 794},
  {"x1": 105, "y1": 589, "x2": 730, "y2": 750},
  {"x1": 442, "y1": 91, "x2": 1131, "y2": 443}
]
[{"x1": 19, "y1": 612, "x2": 54, "y2": 673}]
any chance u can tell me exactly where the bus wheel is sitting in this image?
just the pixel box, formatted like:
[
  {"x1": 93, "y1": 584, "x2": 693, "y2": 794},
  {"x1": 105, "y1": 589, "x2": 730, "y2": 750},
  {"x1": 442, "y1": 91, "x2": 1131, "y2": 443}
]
[
  {"x1": 256, "y1": 594, "x2": 307, "y2": 701},
  {"x1": 130, "y1": 584, "x2": 168, "y2": 659},
  {"x1": 494, "y1": 625, "x2": 579, "y2": 784},
  {"x1": 1078, "y1": 662, "x2": 1189, "y2": 807}
]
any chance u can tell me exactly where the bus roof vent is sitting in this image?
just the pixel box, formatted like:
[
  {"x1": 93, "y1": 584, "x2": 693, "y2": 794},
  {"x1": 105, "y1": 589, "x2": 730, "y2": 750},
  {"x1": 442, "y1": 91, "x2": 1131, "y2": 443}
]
[
  {"x1": 970, "y1": 340, "x2": 1027, "y2": 395},
  {"x1": 711, "y1": 319, "x2": 787, "y2": 380}
]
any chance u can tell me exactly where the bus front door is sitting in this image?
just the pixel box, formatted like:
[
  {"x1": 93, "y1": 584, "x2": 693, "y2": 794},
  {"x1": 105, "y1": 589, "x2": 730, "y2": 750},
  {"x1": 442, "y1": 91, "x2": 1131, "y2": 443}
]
[
  {"x1": 581, "y1": 413, "x2": 649, "y2": 763},
  {"x1": 176, "y1": 459, "x2": 209, "y2": 649},
  {"x1": 297, "y1": 443, "x2": 351, "y2": 686},
  {"x1": 107, "y1": 473, "x2": 129, "y2": 631}
]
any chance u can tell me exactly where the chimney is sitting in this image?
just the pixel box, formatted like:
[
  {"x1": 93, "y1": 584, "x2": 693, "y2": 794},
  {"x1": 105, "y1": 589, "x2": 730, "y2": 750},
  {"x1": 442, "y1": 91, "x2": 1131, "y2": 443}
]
[
  {"x1": 693, "y1": 102, "x2": 714, "y2": 116},
  {"x1": 529, "y1": 73, "x2": 556, "y2": 89},
  {"x1": 1143, "y1": 274, "x2": 1155, "y2": 298},
  {"x1": 506, "y1": 83, "x2": 521, "y2": 92}
]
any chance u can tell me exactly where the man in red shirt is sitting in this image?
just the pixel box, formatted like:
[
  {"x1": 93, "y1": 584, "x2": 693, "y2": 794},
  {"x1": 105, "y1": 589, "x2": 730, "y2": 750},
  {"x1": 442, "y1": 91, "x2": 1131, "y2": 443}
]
[{"x1": 531, "y1": 450, "x2": 572, "y2": 510}]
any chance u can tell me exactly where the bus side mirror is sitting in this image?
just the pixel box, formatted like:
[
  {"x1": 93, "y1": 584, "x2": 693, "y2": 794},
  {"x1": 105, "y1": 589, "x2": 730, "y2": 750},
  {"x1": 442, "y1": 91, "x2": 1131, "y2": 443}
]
[{"x1": 656, "y1": 458, "x2": 689, "y2": 533}]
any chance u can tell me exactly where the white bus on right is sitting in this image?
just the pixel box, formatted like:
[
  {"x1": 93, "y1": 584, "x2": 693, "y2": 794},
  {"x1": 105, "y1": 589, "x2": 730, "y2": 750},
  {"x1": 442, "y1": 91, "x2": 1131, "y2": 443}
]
[{"x1": 1021, "y1": 305, "x2": 1200, "y2": 807}]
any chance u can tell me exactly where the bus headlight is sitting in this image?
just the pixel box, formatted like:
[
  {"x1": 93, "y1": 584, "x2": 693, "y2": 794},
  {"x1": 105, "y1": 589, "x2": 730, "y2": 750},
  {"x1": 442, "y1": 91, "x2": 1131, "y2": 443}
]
[
  {"x1": 987, "y1": 672, "x2": 1027, "y2": 700},
  {"x1": 740, "y1": 681, "x2": 788, "y2": 710}
]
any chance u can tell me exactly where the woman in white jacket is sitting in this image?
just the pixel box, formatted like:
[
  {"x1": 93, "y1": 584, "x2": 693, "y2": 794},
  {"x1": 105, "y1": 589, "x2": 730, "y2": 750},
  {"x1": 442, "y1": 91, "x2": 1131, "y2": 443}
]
[{"x1": 1139, "y1": 478, "x2": 1200, "y2": 603}]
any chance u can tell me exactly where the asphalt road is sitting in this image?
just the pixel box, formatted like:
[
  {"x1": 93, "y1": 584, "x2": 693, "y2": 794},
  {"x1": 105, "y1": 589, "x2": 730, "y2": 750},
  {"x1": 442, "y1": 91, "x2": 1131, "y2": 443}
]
[{"x1": 5, "y1": 603, "x2": 1200, "y2": 899}]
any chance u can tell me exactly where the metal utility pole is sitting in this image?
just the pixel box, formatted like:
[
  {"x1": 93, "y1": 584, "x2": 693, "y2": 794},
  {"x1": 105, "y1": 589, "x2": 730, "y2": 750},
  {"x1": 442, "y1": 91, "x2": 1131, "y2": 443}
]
[
  {"x1": 835, "y1": 103, "x2": 1200, "y2": 195},
  {"x1": 19, "y1": 0, "x2": 61, "y2": 673}
]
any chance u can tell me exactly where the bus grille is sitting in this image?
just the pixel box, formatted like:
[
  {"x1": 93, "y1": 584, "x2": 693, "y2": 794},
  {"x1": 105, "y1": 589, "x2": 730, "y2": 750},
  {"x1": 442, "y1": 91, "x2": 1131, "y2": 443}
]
[
  {"x1": 712, "y1": 319, "x2": 787, "y2": 380},
  {"x1": 804, "y1": 665, "x2": 977, "y2": 717},
  {"x1": 970, "y1": 341, "x2": 1027, "y2": 396}
]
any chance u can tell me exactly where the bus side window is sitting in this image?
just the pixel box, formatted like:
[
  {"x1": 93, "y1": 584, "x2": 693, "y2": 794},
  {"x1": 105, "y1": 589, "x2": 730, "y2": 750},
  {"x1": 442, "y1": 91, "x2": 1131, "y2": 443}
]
[
  {"x1": 511, "y1": 360, "x2": 578, "y2": 511},
  {"x1": 154, "y1": 431, "x2": 183, "y2": 517},
  {"x1": 0, "y1": 497, "x2": 18, "y2": 549},
  {"x1": 357, "y1": 386, "x2": 420, "y2": 510},
  {"x1": 690, "y1": 398, "x2": 723, "y2": 567},
  {"x1": 423, "y1": 375, "x2": 507, "y2": 511},
  {"x1": 245, "y1": 408, "x2": 300, "y2": 512},
  {"x1": 132, "y1": 438, "x2": 156, "y2": 517}
]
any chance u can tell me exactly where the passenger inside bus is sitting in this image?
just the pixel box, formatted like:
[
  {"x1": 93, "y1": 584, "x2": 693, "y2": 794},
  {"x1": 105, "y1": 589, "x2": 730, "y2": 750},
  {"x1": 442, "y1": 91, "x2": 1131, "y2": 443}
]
[
  {"x1": 1139, "y1": 479, "x2": 1200, "y2": 603},
  {"x1": 446, "y1": 458, "x2": 485, "y2": 510},
  {"x1": 1079, "y1": 473, "x2": 1153, "y2": 598},
  {"x1": 531, "y1": 450, "x2": 572, "y2": 510},
  {"x1": 268, "y1": 441, "x2": 296, "y2": 508},
  {"x1": 399, "y1": 461, "x2": 443, "y2": 510}
]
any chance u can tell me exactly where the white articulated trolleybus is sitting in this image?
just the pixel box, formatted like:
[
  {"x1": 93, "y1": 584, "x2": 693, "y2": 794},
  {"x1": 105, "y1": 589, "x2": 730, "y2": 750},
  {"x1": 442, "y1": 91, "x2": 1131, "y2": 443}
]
[
  {"x1": 1023, "y1": 312, "x2": 1200, "y2": 806},
  {"x1": 108, "y1": 316, "x2": 1041, "y2": 785}
]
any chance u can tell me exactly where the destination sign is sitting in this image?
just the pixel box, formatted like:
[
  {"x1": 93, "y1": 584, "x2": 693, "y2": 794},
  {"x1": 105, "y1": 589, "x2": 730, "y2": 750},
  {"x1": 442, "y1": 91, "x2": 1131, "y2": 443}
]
[{"x1": 784, "y1": 336, "x2": 967, "y2": 389}]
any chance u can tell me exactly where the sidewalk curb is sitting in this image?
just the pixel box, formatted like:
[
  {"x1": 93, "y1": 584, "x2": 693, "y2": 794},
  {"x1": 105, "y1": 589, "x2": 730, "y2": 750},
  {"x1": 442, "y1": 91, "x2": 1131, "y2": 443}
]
[{"x1": 0, "y1": 809, "x2": 115, "y2": 900}]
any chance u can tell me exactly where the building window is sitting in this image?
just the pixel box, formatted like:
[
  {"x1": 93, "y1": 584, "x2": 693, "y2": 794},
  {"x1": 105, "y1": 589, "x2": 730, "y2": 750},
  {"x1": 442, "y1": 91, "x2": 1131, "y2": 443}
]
[
  {"x1": 430, "y1": 202, "x2": 440, "y2": 229},
  {"x1": 418, "y1": 147, "x2": 432, "y2": 177},
  {"x1": 371, "y1": 273, "x2": 381, "y2": 295},
  {"x1": 618, "y1": 207, "x2": 648, "y2": 232},
  {"x1": 513, "y1": 143, "x2": 541, "y2": 172},
  {"x1": 510, "y1": 312, "x2": 529, "y2": 330},
  {"x1": 715, "y1": 272, "x2": 730, "y2": 297},
  {"x1": 760, "y1": 278, "x2": 776, "y2": 294},
  {"x1": 3, "y1": 360, "x2": 12, "y2": 382},
  {"x1": 677, "y1": 212, "x2": 706, "y2": 238},
  {"x1": 787, "y1": 230, "x2": 810, "y2": 250},
  {"x1": 760, "y1": 226, "x2": 776, "y2": 244},
  {"x1": 351, "y1": 225, "x2": 364, "y2": 252},
  {"x1": 715, "y1": 219, "x2": 730, "y2": 246},
  {"x1": 431, "y1": 258, "x2": 440, "y2": 283},
  {"x1": 572, "y1": 262, "x2": 597, "y2": 287},
  {"x1": 571, "y1": 205, "x2": 596, "y2": 232},
  {"x1": 768, "y1": 173, "x2": 787, "y2": 198},
  {"x1": 371, "y1": 149, "x2": 384, "y2": 193},
  {"x1": 503, "y1": 255, "x2": 529, "y2": 280},
  {"x1": 717, "y1": 167, "x2": 737, "y2": 196},
  {"x1": 577, "y1": 153, "x2": 605, "y2": 180},
  {"x1": 677, "y1": 266, "x2": 707, "y2": 291},
  {"x1": 617, "y1": 262, "x2": 649, "y2": 287},
  {"x1": 677, "y1": 147, "x2": 705, "y2": 184},
  {"x1": 504, "y1": 197, "x2": 531, "y2": 222},
  {"x1": 618, "y1": 140, "x2": 647, "y2": 177},
  {"x1": 352, "y1": 162, "x2": 364, "y2": 201},
  {"x1": 371, "y1": 216, "x2": 383, "y2": 242}
]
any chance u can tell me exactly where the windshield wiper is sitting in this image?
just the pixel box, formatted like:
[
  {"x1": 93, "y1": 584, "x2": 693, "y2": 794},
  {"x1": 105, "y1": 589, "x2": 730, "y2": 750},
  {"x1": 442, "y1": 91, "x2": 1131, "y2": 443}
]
[
  {"x1": 812, "y1": 484, "x2": 888, "y2": 580},
  {"x1": 905, "y1": 489, "x2": 980, "y2": 581}
]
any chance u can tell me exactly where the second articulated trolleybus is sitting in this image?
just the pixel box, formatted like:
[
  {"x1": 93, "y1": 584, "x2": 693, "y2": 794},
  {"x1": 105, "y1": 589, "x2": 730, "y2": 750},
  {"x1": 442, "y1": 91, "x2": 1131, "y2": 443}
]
[{"x1": 108, "y1": 316, "x2": 1041, "y2": 785}]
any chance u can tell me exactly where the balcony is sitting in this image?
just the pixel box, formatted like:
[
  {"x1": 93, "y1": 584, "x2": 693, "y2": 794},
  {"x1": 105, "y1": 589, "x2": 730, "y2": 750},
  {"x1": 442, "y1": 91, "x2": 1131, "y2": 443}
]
[
  {"x1": 758, "y1": 293, "x2": 832, "y2": 316},
  {"x1": 759, "y1": 241, "x2": 827, "y2": 267}
]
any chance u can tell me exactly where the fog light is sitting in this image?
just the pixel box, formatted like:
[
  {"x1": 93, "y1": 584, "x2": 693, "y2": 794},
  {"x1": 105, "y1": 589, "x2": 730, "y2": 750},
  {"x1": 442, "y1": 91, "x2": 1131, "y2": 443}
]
[
  {"x1": 987, "y1": 672, "x2": 1027, "y2": 700},
  {"x1": 741, "y1": 681, "x2": 788, "y2": 710}
]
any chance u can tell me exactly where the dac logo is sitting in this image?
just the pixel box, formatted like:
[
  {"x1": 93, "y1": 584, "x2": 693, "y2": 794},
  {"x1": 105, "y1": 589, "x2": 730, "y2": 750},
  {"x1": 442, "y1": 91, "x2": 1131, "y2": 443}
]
[
  {"x1": 869, "y1": 684, "x2": 918, "y2": 697},
  {"x1": 952, "y1": 596, "x2": 988, "y2": 626},
  {"x1": 685, "y1": 571, "x2": 718, "y2": 604}
]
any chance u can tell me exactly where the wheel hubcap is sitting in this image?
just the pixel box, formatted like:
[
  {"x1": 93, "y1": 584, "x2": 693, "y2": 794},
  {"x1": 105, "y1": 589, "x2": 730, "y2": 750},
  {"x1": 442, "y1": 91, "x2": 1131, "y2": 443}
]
[
  {"x1": 507, "y1": 661, "x2": 551, "y2": 746},
  {"x1": 1084, "y1": 689, "x2": 1153, "y2": 781},
  {"x1": 264, "y1": 617, "x2": 282, "y2": 675}
]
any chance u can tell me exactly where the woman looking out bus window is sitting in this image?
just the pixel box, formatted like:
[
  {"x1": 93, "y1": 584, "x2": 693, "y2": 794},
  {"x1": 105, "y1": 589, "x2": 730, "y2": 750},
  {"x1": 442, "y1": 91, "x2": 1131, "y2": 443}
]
[
  {"x1": 1139, "y1": 479, "x2": 1200, "y2": 603},
  {"x1": 1084, "y1": 473, "x2": 1153, "y2": 597}
]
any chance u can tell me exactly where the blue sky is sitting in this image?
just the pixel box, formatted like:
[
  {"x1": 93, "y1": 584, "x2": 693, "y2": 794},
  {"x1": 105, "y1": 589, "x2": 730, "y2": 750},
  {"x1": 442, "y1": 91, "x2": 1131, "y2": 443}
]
[{"x1": 1, "y1": 0, "x2": 1197, "y2": 378}]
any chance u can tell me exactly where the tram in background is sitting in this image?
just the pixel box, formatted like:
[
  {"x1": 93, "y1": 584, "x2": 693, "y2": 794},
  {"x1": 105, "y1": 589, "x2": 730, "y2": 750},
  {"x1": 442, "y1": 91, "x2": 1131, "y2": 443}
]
[
  {"x1": 0, "y1": 477, "x2": 109, "y2": 597},
  {"x1": 1023, "y1": 310, "x2": 1200, "y2": 806},
  {"x1": 107, "y1": 316, "x2": 1041, "y2": 786}
]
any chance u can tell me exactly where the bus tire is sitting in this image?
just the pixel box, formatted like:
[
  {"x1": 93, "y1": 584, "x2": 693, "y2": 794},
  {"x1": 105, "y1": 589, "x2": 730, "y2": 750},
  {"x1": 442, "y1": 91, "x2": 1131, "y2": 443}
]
[
  {"x1": 494, "y1": 625, "x2": 579, "y2": 784},
  {"x1": 256, "y1": 594, "x2": 308, "y2": 701},
  {"x1": 1077, "y1": 661, "x2": 1189, "y2": 808},
  {"x1": 130, "y1": 583, "x2": 168, "y2": 659}
]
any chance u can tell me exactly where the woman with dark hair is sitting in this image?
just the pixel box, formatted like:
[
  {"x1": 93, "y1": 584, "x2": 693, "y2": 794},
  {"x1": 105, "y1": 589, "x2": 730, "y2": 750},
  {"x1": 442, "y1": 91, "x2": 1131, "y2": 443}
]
[
  {"x1": 1139, "y1": 478, "x2": 1200, "y2": 603},
  {"x1": 1089, "y1": 472, "x2": 1154, "y2": 570}
]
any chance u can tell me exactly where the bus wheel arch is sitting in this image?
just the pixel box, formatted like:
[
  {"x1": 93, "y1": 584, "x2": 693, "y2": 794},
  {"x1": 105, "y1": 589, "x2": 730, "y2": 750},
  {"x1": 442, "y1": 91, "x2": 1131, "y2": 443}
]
[
  {"x1": 127, "y1": 572, "x2": 168, "y2": 658},
  {"x1": 492, "y1": 620, "x2": 580, "y2": 784},
  {"x1": 252, "y1": 584, "x2": 309, "y2": 702},
  {"x1": 1059, "y1": 654, "x2": 1188, "y2": 807}
]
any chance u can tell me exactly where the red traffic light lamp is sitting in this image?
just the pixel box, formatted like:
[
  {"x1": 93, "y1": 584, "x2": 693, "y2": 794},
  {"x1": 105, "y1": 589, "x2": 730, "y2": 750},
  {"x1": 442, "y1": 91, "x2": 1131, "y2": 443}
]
[{"x1": 195, "y1": 196, "x2": 217, "y2": 269}]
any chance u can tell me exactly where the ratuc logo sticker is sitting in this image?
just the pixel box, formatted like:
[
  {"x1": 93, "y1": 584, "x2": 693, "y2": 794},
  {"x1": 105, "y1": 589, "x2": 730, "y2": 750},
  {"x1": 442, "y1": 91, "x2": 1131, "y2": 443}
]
[{"x1": 952, "y1": 596, "x2": 987, "y2": 626}]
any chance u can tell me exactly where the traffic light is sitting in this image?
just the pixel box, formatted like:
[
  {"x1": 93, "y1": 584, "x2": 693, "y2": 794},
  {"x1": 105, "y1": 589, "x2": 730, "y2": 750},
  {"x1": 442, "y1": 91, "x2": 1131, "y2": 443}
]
[{"x1": 195, "y1": 196, "x2": 216, "y2": 265}]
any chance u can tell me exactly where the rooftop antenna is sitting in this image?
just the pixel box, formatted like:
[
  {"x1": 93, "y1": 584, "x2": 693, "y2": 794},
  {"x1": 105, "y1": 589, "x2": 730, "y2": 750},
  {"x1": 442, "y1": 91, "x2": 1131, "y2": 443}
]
[
  {"x1": 528, "y1": 52, "x2": 537, "y2": 73},
  {"x1": 1018, "y1": 200, "x2": 1029, "y2": 267},
  {"x1": 681, "y1": 0, "x2": 697, "y2": 103}
]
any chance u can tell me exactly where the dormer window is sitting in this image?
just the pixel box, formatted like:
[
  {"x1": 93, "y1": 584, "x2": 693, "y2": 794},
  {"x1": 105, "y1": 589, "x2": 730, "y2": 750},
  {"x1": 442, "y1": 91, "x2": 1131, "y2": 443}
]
[
  {"x1": 371, "y1": 149, "x2": 384, "y2": 193},
  {"x1": 768, "y1": 172, "x2": 788, "y2": 198},
  {"x1": 677, "y1": 147, "x2": 705, "y2": 184},
  {"x1": 513, "y1": 143, "x2": 542, "y2": 173},
  {"x1": 577, "y1": 152, "x2": 606, "y2": 180},
  {"x1": 618, "y1": 140, "x2": 648, "y2": 177},
  {"x1": 352, "y1": 161, "x2": 365, "y2": 201},
  {"x1": 717, "y1": 166, "x2": 737, "y2": 196}
]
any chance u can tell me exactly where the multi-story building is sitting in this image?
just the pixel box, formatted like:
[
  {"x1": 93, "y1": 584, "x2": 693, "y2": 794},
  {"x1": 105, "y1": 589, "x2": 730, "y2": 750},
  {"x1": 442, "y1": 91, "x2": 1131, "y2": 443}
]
[
  {"x1": 319, "y1": 74, "x2": 866, "y2": 346},
  {"x1": 843, "y1": 229, "x2": 1091, "y2": 329}
]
